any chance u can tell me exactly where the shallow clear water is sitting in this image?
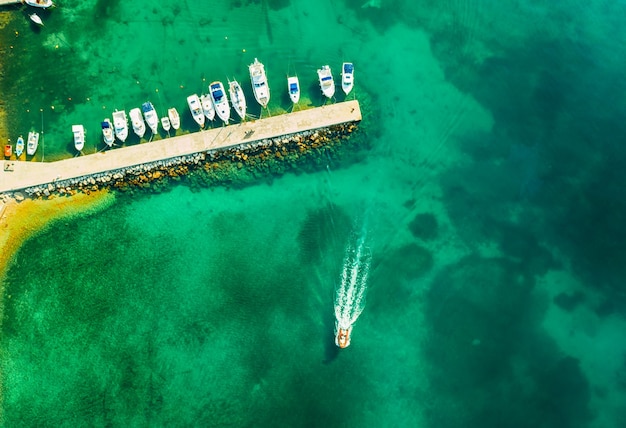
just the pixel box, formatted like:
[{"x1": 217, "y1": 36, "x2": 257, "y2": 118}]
[{"x1": 2, "y1": 0, "x2": 626, "y2": 426}]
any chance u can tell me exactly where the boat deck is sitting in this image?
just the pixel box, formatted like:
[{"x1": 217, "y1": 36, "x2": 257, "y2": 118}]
[{"x1": 0, "y1": 101, "x2": 362, "y2": 194}]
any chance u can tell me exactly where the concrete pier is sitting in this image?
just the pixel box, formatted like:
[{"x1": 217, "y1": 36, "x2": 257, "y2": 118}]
[
  {"x1": 0, "y1": 100, "x2": 361, "y2": 194},
  {"x1": 0, "y1": 0, "x2": 23, "y2": 6}
]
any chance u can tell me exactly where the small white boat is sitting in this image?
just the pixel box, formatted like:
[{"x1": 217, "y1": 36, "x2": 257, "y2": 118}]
[
  {"x1": 228, "y1": 80, "x2": 246, "y2": 120},
  {"x1": 101, "y1": 119, "x2": 114, "y2": 147},
  {"x1": 24, "y1": 0, "x2": 54, "y2": 8},
  {"x1": 141, "y1": 102, "x2": 159, "y2": 134},
  {"x1": 209, "y1": 81, "x2": 230, "y2": 123},
  {"x1": 129, "y1": 107, "x2": 146, "y2": 138},
  {"x1": 287, "y1": 76, "x2": 300, "y2": 104},
  {"x1": 187, "y1": 94, "x2": 205, "y2": 128},
  {"x1": 29, "y1": 13, "x2": 44, "y2": 26},
  {"x1": 168, "y1": 107, "x2": 180, "y2": 130},
  {"x1": 341, "y1": 62, "x2": 354, "y2": 95},
  {"x1": 200, "y1": 94, "x2": 216, "y2": 121},
  {"x1": 249, "y1": 58, "x2": 270, "y2": 108},
  {"x1": 161, "y1": 116, "x2": 171, "y2": 132},
  {"x1": 72, "y1": 124, "x2": 85, "y2": 152},
  {"x1": 26, "y1": 131, "x2": 39, "y2": 156},
  {"x1": 15, "y1": 136, "x2": 25, "y2": 157},
  {"x1": 112, "y1": 110, "x2": 128, "y2": 142},
  {"x1": 317, "y1": 65, "x2": 335, "y2": 99}
]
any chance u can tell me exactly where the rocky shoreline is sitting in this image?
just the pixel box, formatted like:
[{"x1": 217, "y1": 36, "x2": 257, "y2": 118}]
[{"x1": 5, "y1": 122, "x2": 361, "y2": 200}]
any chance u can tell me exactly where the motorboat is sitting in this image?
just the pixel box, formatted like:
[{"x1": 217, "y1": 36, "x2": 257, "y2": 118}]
[
  {"x1": 72, "y1": 124, "x2": 85, "y2": 152},
  {"x1": 4, "y1": 144, "x2": 11, "y2": 158},
  {"x1": 209, "y1": 81, "x2": 230, "y2": 123},
  {"x1": 341, "y1": 62, "x2": 354, "y2": 95},
  {"x1": 335, "y1": 322, "x2": 352, "y2": 348},
  {"x1": 15, "y1": 136, "x2": 24, "y2": 157},
  {"x1": 101, "y1": 119, "x2": 114, "y2": 147},
  {"x1": 24, "y1": 0, "x2": 54, "y2": 8},
  {"x1": 27, "y1": 131, "x2": 39, "y2": 155},
  {"x1": 29, "y1": 13, "x2": 44, "y2": 26},
  {"x1": 287, "y1": 76, "x2": 300, "y2": 104},
  {"x1": 161, "y1": 116, "x2": 171, "y2": 132},
  {"x1": 112, "y1": 110, "x2": 128, "y2": 142},
  {"x1": 249, "y1": 58, "x2": 270, "y2": 107},
  {"x1": 200, "y1": 94, "x2": 215, "y2": 122},
  {"x1": 168, "y1": 107, "x2": 180, "y2": 130},
  {"x1": 228, "y1": 79, "x2": 246, "y2": 120},
  {"x1": 187, "y1": 94, "x2": 205, "y2": 127},
  {"x1": 129, "y1": 107, "x2": 146, "y2": 138},
  {"x1": 141, "y1": 102, "x2": 159, "y2": 134},
  {"x1": 317, "y1": 65, "x2": 335, "y2": 98}
]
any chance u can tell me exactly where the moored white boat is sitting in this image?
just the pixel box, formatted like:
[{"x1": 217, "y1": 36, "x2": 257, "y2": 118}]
[
  {"x1": 129, "y1": 108, "x2": 146, "y2": 138},
  {"x1": 228, "y1": 79, "x2": 246, "y2": 119},
  {"x1": 101, "y1": 119, "x2": 114, "y2": 147},
  {"x1": 200, "y1": 94, "x2": 216, "y2": 122},
  {"x1": 249, "y1": 58, "x2": 270, "y2": 108},
  {"x1": 27, "y1": 131, "x2": 39, "y2": 156},
  {"x1": 287, "y1": 76, "x2": 300, "y2": 104},
  {"x1": 24, "y1": 0, "x2": 53, "y2": 8},
  {"x1": 161, "y1": 116, "x2": 171, "y2": 132},
  {"x1": 167, "y1": 108, "x2": 180, "y2": 130},
  {"x1": 72, "y1": 124, "x2": 85, "y2": 152},
  {"x1": 15, "y1": 136, "x2": 25, "y2": 157},
  {"x1": 112, "y1": 110, "x2": 128, "y2": 142},
  {"x1": 187, "y1": 94, "x2": 205, "y2": 127},
  {"x1": 341, "y1": 62, "x2": 354, "y2": 95},
  {"x1": 29, "y1": 13, "x2": 44, "y2": 26},
  {"x1": 209, "y1": 81, "x2": 230, "y2": 123},
  {"x1": 317, "y1": 65, "x2": 335, "y2": 99},
  {"x1": 141, "y1": 102, "x2": 159, "y2": 134}
]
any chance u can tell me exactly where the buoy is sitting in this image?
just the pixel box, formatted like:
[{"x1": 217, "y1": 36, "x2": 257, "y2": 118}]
[{"x1": 242, "y1": 48, "x2": 246, "y2": 53}]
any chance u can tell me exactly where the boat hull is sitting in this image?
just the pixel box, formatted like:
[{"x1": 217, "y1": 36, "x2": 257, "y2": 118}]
[
  {"x1": 249, "y1": 58, "x2": 270, "y2": 108},
  {"x1": 229, "y1": 81, "x2": 246, "y2": 120},
  {"x1": 200, "y1": 94, "x2": 216, "y2": 121},
  {"x1": 15, "y1": 137, "x2": 24, "y2": 157},
  {"x1": 287, "y1": 76, "x2": 300, "y2": 104},
  {"x1": 210, "y1": 82, "x2": 230, "y2": 123},
  {"x1": 26, "y1": 131, "x2": 39, "y2": 156},
  {"x1": 112, "y1": 110, "x2": 128, "y2": 142},
  {"x1": 142, "y1": 102, "x2": 159, "y2": 134},
  {"x1": 187, "y1": 94, "x2": 206, "y2": 127},
  {"x1": 168, "y1": 108, "x2": 181, "y2": 130},
  {"x1": 317, "y1": 65, "x2": 335, "y2": 99},
  {"x1": 102, "y1": 119, "x2": 114, "y2": 147},
  {"x1": 129, "y1": 108, "x2": 146, "y2": 138}
]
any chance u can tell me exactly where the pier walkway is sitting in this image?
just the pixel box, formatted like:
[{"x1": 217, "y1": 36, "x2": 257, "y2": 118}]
[
  {"x1": 0, "y1": 0, "x2": 23, "y2": 6},
  {"x1": 0, "y1": 101, "x2": 361, "y2": 194}
]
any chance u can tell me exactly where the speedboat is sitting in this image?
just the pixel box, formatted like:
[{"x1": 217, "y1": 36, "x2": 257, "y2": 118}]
[
  {"x1": 335, "y1": 321, "x2": 352, "y2": 348},
  {"x1": 112, "y1": 110, "x2": 128, "y2": 142},
  {"x1": 209, "y1": 81, "x2": 230, "y2": 123},
  {"x1": 24, "y1": 0, "x2": 54, "y2": 8},
  {"x1": 15, "y1": 136, "x2": 24, "y2": 157},
  {"x1": 168, "y1": 108, "x2": 180, "y2": 130},
  {"x1": 4, "y1": 144, "x2": 11, "y2": 158},
  {"x1": 228, "y1": 79, "x2": 246, "y2": 120},
  {"x1": 317, "y1": 65, "x2": 335, "y2": 99},
  {"x1": 287, "y1": 76, "x2": 300, "y2": 104},
  {"x1": 129, "y1": 108, "x2": 146, "y2": 138},
  {"x1": 29, "y1": 13, "x2": 44, "y2": 26},
  {"x1": 72, "y1": 124, "x2": 85, "y2": 152},
  {"x1": 27, "y1": 131, "x2": 39, "y2": 155},
  {"x1": 161, "y1": 116, "x2": 171, "y2": 132},
  {"x1": 249, "y1": 58, "x2": 270, "y2": 107},
  {"x1": 141, "y1": 102, "x2": 159, "y2": 134},
  {"x1": 187, "y1": 94, "x2": 205, "y2": 127},
  {"x1": 341, "y1": 62, "x2": 354, "y2": 95},
  {"x1": 200, "y1": 94, "x2": 216, "y2": 122},
  {"x1": 101, "y1": 119, "x2": 114, "y2": 147}
]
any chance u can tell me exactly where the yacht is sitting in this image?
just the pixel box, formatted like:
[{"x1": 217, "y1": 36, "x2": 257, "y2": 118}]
[
  {"x1": 161, "y1": 116, "x2": 171, "y2": 132},
  {"x1": 112, "y1": 110, "x2": 128, "y2": 142},
  {"x1": 249, "y1": 58, "x2": 270, "y2": 107},
  {"x1": 15, "y1": 136, "x2": 24, "y2": 157},
  {"x1": 27, "y1": 131, "x2": 39, "y2": 156},
  {"x1": 24, "y1": 0, "x2": 54, "y2": 8},
  {"x1": 187, "y1": 94, "x2": 205, "y2": 127},
  {"x1": 200, "y1": 94, "x2": 216, "y2": 122},
  {"x1": 101, "y1": 119, "x2": 114, "y2": 147},
  {"x1": 317, "y1": 65, "x2": 335, "y2": 99},
  {"x1": 341, "y1": 62, "x2": 354, "y2": 95},
  {"x1": 129, "y1": 108, "x2": 146, "y2": 138},
  {"x1": 168, "y1": 108, "x2": 180, "y2": 130},
  {"x1": 287, "y1": 76, "x2": 300, "y2": 104},
  {"x1": 209, "y1": 81, "x2": 230, "y2": 123},
  {"x1": 141, "y1": 102, "x2": 159, "y2": 134},
  {"x1": 228, "y1": 79, "x2": 246, "y2": 119},
  {"x1": 72, "y1": 124, "x2": 85, "y2": 152}
]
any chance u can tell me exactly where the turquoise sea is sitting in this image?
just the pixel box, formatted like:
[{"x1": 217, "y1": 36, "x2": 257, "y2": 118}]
[{"x1": 2, "y1": 0, "x2": 626, "y2": 426}]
